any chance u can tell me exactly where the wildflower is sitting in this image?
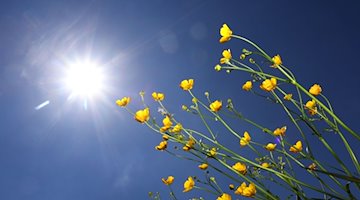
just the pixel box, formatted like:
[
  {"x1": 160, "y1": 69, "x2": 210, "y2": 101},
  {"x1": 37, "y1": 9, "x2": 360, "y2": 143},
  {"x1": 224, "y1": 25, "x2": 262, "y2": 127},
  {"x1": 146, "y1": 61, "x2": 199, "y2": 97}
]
[
  {"x1": 271, "y1": 54, "x2": 282, "y2": 67},
  {"x1": 209, "y1": 147, "x2": 217, "y2": 157},
  {"x1": 229, "y1": 184, "x2": 235, "y2": 190},
  {"x1": 183, "y1": 176, "x2": 195, "y2": 192},
  {"x1": 183, "y1": 137, "x2": 196, "y2": 151},
  {"x1": 217, "y1": 193, "x2": 232, "y2": 200},
  {"x1": 181, "y1": 105, "x2": 188, "y2": 111},
  {"x1": 162, "y1": 176, "x2": 174, "y2": 185},
  {"x1": 214, "y1": 64, "x2": 222, "y2": 71},
  {"x1": 232, "y1": 162, "x2": 247, "y2": 175},
  {"x1": 220, "y1": 49, "x2": 232, "y2": 64},
  {"x1": 134, "y1": 108, "x2": 150, "y2": 123},
  {"x1": 198, "y1": 163, "x2": 208, "y2": 170},
  {"x1": 152, "y1": 92, "x2": 165, "y2": 101},
  {"x1": 305, "y1": 99, "x2": 317, "y2": 115},
  {"x1": 160, "y1": 116, "x2": 172, "y2": 132},
  {"x1": 265, "y1": 143, "x2": 277, "y2": 151},
  {"x1": 240, "y1": 131, "x2": 251, "y2": 147},
  {"x1": 235, "y1": 182, "x2": 256, "y2": 197},
  {"x1": 284, "y1": 93, "x2": 292, "y2": 100},
  {"x1": 171, "y1": 123, "x2": 182, "y2": 133},
  {"x1": 180, "y1": 79, "x2": 194, "y2": 91},
  {"x1": 242, "y1": 81, "x2": 252, "y2": 91},
  {"x1": 273, "y1": 126, "x2": 287, "y2": 136},
  {"x1": 192, "y1": 97, "x2": 198, "y2": 104},
  {"x1": 162, "y1": 134, "x2": 169, "y2": 140},
  {"x1": 308, "y1": 163, "x2": 317, "y2": 170},
  {"x1": 309, "y1": 84, "x2": 322, "y2": 96},
  {"x1": 289, "y1": 140, "x2": 303, "y2": 153},
  {"x1": 260, "y1": 77, "x2": 277, "y2": 92},
  {"x1": 219, "y1": 24, "x2": 233, "y2": 43},
  {"x1": 261, "y1": 162, "x2": 271, "y2": 168},
  {"x1": 210, "y1": 100, "x2": 222, "y2": 112},
  {"x1": 116, "y1": 97, "x2": 130, "y2": 107},
  {"x1": 155, "y1": 141, "x2": 167, "y2": 151}
]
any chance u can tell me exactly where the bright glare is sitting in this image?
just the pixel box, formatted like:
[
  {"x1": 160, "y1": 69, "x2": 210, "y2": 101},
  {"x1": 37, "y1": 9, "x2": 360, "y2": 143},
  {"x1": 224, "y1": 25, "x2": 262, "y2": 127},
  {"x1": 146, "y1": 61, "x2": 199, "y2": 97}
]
[{"x1": 65, "y1": 61, "x2": 104, "y2": 98}]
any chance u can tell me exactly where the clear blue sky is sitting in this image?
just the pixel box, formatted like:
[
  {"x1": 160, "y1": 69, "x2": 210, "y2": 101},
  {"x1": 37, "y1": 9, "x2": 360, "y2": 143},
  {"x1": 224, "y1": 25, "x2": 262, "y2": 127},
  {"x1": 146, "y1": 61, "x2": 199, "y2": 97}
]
[{"x1": 0, "y1": 0, "x2": 359, "y2": 199}]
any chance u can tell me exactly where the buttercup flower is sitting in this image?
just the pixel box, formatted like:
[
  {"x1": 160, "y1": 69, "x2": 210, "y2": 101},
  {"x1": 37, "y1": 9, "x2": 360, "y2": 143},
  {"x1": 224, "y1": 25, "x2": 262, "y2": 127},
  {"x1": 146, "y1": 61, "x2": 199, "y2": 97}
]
[
  {"x1": 134, "y1": 108, "x2": 150, "y2": 123},
  {"x1": 171, "y1": 123, "x2": 183, "y2": 133},
  {"x1": 229, "y1": 184, "x2": 235, "y2": 190},
  {"x1": 305, "y1": 99, "x2": 317, "y2": 115},
  {"x1": 209, "y1": 147, "x2": 217, "y2": 157},
  {"x1": 198, "y1": 163, "x2": 208, "y2": 170},
  {"x1": 162, "y1": 176, "x2": 174, "y2": 185},
  {"x1": 271, "y1": 54, "x2": 282, "y2": 67},
  {"x1": 309, "y1": 84, "x2": 322, "y2": 96},
  {"x1": 180, "y1": 79, "x2": 194, "y2": 90},
  {"x1": 240, "y1": 131, "x2": 251, "y2": 147},
  {"x1": 261, "y1": 162, "x2": 271, "y2": 168},
  {"x1": 152, "y1": 92, "x2": 165, "y2": 101},
  {"x1": 242, "y1": 81, "x2": 252, "y2": 91},
  {"x1": 308, "y1": 163, "x2": 317, "y2": 170},
  {"x1": 214, "y1": 64, "x2": 222, "y2": 71},
  {"x1": 162, "y1": 134, "x2": 169, "y2": 140},
  {"x1": 284, "y1": 93, "x2": 293, "y2": 100},
  {"x1": 265, "y1": 143, "x2": 277, "y2": 151},
  {"x1": 289, "y1": 140, "x2": 303, "y2": 153},
  {"x1": 217, "y1": 193, "x2": 232, "y2": 200},
  {"x1": 116, "y1": 97, "x2": 130, "y2": 107},
  {"x1": 160, "y1": 116, "x2": 173, "y2": 132},
  {"x1": 273, "y1": 126, "x2": 287, "y2": 136},
  {"x1": 155, "y1": 140, "x2": 167, "y2": 151},
  {"x1": 183, "y1": 176, "x2": 195, "y2": 192},
  {"x1": 183, "y1": 137, "x2": 196, "y2": 151},
  {"x1": 260, "y1": 77, "x2": 277, "y2": 92},
  {"x1": 232, "y1": 162, "x2": 247, "y2": 175},
  {"x1": 220, "y1": 49, "x2": 232, "y2": 64},
  {"x1": 235, "y1": 182, "x2": 256, "y2": 197},
  {"x1": 219, "y1": 24, "x2": 233, "y2": 43},
  {"x1": 210, "y1": 100, "x2": 222, "y2": 112}
]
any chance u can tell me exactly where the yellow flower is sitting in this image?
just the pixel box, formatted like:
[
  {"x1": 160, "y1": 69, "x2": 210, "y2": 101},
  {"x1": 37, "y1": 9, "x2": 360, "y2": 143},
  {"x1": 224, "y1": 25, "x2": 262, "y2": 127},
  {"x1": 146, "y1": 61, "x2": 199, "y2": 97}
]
[
  {"x1": 171, "y1": 123, "x2": 182, "y2": 133},
  {"x1": 309, "y1": 84, "x2": 322, "y2": 96},
  {"x1": 265, "y1": 143, "x2": 277, "y2": 151},
  {"x1": 160, "y1": 116, "x2": 173, "y2": 132},
  {"x1": 220, "y1": 49, "x2": 232, "y2": 64},
  {"x1": 152, "y1": 92, "x2": 165, "y2": 101},
  {"x1": 273, "y1": 126, "x2": 287, "y2": 136},
  {"x1": 240, "y1": 131, "x2": 251, "y2": 147},
  {"x1": 219, "y1": 24, "x2": 233, "y2": 43},
  {"x1": 155, "y1": 140, "x2": 167, "y2": 151},
  {"x1": 214, "y1": 64, "x2": 222, "y2": 71},
  {"x1": 134, "y1": 108, "x2": 150, "y2": 123},
  {"x1": 271, "y1": 54, "x2": 282, "y2": 67},
  {"x1": 229, "y1": 184, "x2": 235, "y2": 190},
  {"x1": 242, "y1": 81, "x2": 252, "y2": 91},
  {"x1": 232, "y1": 162, "x2": 247, "y2": 175},
  {"x1": 198, "y1": 163, "x2": 208, "y2": 170},
  {"x1": 162, "y1": 134, "x2": 169, "y2": 140},
  {"x1": 182, "y1": 105, "x2": 188, "y2": 111},
  {"x1": 289, "y1": 140, "x2": 302, "y2": 153},
  {"x1": 116, "y1": 97, "x2": 130, "y2": 107},
  {"x1": 161, "y1": 176, "x2": 174, "y2": 185},
  {"x1": 183, "y1": 176, "x2": 195, "y2": 192},
  {"x1": 235, "y1": 182, "x2": 256, "y2": 197},
  {"x1": 261, "y1": 162, "x2": 271, "y2": 168},
  {"x1": 260, "y1": 77, "x2": 277, "y2": 92},
  {"x1": 210, "y1": 100, "x2": 222, "y2": 112},
  {"x1": 284, "y1": 93, "x2": 292, "y2": 100},
  {"x1": 305, "y1": 99, "x2": 317, "y2": 115},
  {"x1": 217, "y1": 193, "x2": 232, "y2": 200},
  {"x1": 180, "y1": 79, "x2": 194, "y2": 91},
  {"x1": 183, "y1": 137, "x2": 196, "y2": 151},
  {"x1": 209, "y1": 147, "x2": 217, "y2": 157},
  {"x1": 308, "y1": 163, "x2": 317, "y2": 171}
]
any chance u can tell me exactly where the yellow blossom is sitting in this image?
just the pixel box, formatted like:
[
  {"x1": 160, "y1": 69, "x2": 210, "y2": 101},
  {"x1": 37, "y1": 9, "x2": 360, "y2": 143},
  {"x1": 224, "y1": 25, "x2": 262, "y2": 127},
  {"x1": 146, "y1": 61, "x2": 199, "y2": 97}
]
[
  {"x1": 308, "y1": 163, "x2": 317, "y2": 170},
  {"x1": 273, "y1": 126, "x2": 287, "y2": 136},
  {"x1": 235, "y1": 182, "x2": 256, "y2": 197},
  {"x1": 261, "y1": 162, "x2": 271, "y2": 168},
  {"x1": 134, "y1": 108, "x2": 150, "y2": 123},
  {"x1": 271, "y1": 54, "x2": 282, "y2": 67},
  {"x1": 160, "y1": 116, "x2": 173, "y2": 132},
  {"x1": 309, "y1": 84, "x2": 322, "y2": 96},
  {"x1": 242, "y1": 81, "x2": 252, "y2": 91},
  {"x1": 210, "y1": 100, "x2": 222, "y2": 112},
  {"x1": 155, "y1": 140, "x2": 167, "y2": 151},
  {"x1": 209, "y1": 147, "x2": 217, "y2": 157},
  {"x1": 116, "y1": 97, "x2": 131, "y2": 107},
  {"x1": 229, "y1": 184, "x2": 235, "y2": 190},
  {"x1": 161, "y1": 176, "x2": 174, "y2": 185},
  {"x1": 260, "y1": 77, "x2": 277, "y2": 92},
  {"x1": 219, "y1": 24, "x2": 233, "y2": 43},
  {"x1": 240, "y1": 131, "x2": 251, "y2": 147},
  {"x1": 215, "y1": 64, "x2": 222, "y2": 71},
  {"x1": 232, "y1": 162, "x2": 247, "y2": 175},
  {"x1": 183, "y1": 176, "x2": 195, "y2": 192},
  {"x1": 289, "y1": 140, "x2": 303, "y2": 153},
  {"x1": 152, "y1": 92, "x2": 165, "y2": 101},
  {"x1": 198, "y1": 163, "x2": 208, "y2": 170},
  {"x1": 265, "y1": 143, "x2": 277, "y2": 151},
  {"x1": 182, "y1": 105, "x2": 188, "y2": 111},
  {"x1": 220, "y1": 49, "x2": 232, "y2": 64},
  {"x1": 183, "y1": 137, "x2": 196, "y2": 151},
  {"x1": 180, "y1": 79, "x2": 194, "y2": 91},
  {"x1": 305, "y1": 99, "x2": 317, "y2": 115},
  {"x1": 162, "y1": 134, "x2": 169, "y2": 140},
  {"x1": 217, "y1": 193, "x2": 232, "y2": 200},
  {"x1": 284, "y1": 93, "x2": 293, "y2": 100},
  {"x1": 171, "y1": 123, "x2": 183, "y2": 133}
]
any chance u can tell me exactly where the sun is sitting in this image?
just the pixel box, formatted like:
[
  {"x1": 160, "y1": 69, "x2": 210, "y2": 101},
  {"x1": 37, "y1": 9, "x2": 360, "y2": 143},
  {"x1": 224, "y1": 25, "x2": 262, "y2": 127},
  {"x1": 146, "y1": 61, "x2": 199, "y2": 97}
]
[{"x1": 64, "y1": 60, "x2": 105, "y2": 99}]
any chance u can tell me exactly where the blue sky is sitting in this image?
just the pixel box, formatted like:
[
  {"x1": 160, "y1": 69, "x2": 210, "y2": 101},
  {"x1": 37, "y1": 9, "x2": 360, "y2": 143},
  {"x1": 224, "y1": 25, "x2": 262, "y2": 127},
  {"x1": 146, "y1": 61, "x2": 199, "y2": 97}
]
[{"x1": 1, "y1": 0, "x2": 360, "y2": 199}]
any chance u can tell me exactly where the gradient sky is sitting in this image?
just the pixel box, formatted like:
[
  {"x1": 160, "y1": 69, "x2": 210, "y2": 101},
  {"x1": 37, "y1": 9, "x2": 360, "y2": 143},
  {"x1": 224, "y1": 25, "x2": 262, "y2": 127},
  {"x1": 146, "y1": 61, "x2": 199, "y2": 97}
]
[{"x1": 1, "y1": 1, "x2": 360, "y2": 199}]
